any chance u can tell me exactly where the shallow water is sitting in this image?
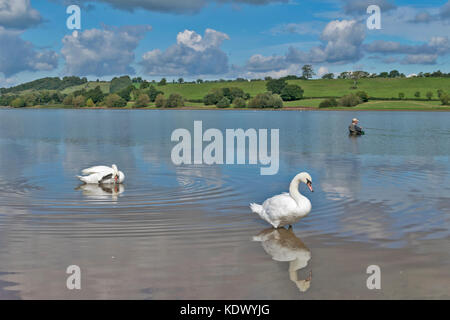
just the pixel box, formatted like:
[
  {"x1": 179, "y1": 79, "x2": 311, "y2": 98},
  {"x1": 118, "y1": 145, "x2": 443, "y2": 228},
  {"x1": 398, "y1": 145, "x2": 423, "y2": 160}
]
[{"x1": 0, "y1": 109, "x2": 449, "y2": 299}]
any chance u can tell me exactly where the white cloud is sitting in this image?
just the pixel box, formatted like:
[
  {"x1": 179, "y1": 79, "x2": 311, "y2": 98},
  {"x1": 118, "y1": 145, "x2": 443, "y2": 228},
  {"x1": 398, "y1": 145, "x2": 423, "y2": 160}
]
[
  {"x1": 176, "y1": 28, "x2": 229, "y2": 51},
  {"x1": 243, "y1": 19, "x2": 365, "y2": 76},
  {"x1": 288, "y1": 19, "x2": 365, "y2": 64},
  {"x1": 317, "y1": 66, "x2": 329, "y2": 77},
  {"x1": 242, "y1": 63, "x2": 301, "y2": 80},
  {"x1": 245, "y1": 54, "x2": 288, "y2": 72},
  {"x1": 401, "y1": 54, "x2": 438, "y2": 65},
  {"x1": 317, "y1": 19, "x2": 365, "y2": 63},
  {"x1": 0, "y1": 75, "x2": 17, "y2": 87},
  {"x1": 365, "y1": 36, "x2": 450, "y2": 65},
  {"x1": 0, "y1": 0, "x2": 42, "y2": 29},
  {"x1": 341, "y1": 0, "x2": 396, "y2": 15},
  {"x1": 368, "y1": 6, "x2": 450, "y2": 41},
  {"x1": 61, "y1": 25, "x2": 151, "y2": 77},
  {"x1": 409, "y1": 12, "x2": 432, "y2": 24},
  {"x1": 140, "y1": 29, "x2": 230, "y2": 76},
  {"x1": 440, "y1": 1, "x2": 450, "y2": 19},
  {"x1": 0, "y1": 27, "x2": 58, "y2": 77},
  {"x1": 408, "y1": 2, "x2": 450, "y2": 23},
  {"x1": 269, "y1": 22, "x2": 322, "y2": 36}
]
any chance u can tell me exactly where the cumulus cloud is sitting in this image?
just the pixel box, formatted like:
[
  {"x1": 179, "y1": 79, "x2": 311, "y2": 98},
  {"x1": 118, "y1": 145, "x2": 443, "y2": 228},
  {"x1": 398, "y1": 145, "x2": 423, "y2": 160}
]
[
  {"x1": 0, "y1": 27, "x2": 58, "y2": 77},
  {"x1": 61, "y1": 25, "x2": 151, "y2": 77},
  {"x1": 341, "y1": 0, "x2": 396, "y2": 15},
  {"x1": 440, "y1": 1, "x2": 450, "y2": 19},
  {"x1": 369, "y1": 55, "x2": 398, "y2": 64},
  {"x1": 401, "y1": 54, "x2": 438, "y2": 65},
  {"x1": 269, "y1": 22, "x2": 321, "y2": 35},
  {"x1": 0, "y1": 0, "x2": 42, "y2": 29},
  {"x1": 69, "y1": 0, "x2": 286, "y2": 14},
  {"x1": 317, "y1": 19, "x2": 365, "y2": 62},
  {"x1": 140, "y1": 28, "x2": 230, "y2": 76},
  {"x1": 365, "y1": 36, "x2": 450, "y2": 65},
  {"x1": 0, "y1": 75, "x2": 17, "y2": 87},
  {"x1": 245, "y1": 54, "x2": 289, "y2": 72},
  {"x1": 244, "y1": 20, "x2": 365, "y2": 76},
  {"x1": 289, "y1": 19, "x2": 366, "y2": 64},
  {"x1": 239, "y1": 63, "x2": 301, "y2": 79},
  {"x1": 407, "y1": 2, "x2": 450, "y2": 24},
  {"x1": 365, "y1": 37, "x2": 450, "y2": 55},
  {"x1": 317, "y1": 66, "x2": 329, "y2": 77},
  {"x1": 409, "y1": 12, "x2": 432, "y2": 24}
]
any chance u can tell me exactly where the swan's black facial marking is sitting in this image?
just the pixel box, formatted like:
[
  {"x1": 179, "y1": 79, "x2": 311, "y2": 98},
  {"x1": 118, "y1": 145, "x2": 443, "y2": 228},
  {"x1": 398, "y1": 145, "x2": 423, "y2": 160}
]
[{"x1": 306, "y1": 179, "x2": 314, "y2": 192}]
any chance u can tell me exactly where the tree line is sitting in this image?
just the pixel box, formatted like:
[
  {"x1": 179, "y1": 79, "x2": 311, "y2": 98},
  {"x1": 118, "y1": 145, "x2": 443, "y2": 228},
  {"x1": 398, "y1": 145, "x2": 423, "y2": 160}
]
[{"x1": 1, "y1": 71, "x2": 449, "y2": 108}]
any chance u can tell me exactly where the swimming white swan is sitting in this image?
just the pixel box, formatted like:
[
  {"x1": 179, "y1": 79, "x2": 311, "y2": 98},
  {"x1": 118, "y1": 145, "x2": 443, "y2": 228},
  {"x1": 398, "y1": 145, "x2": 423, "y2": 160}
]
[
  {"x1": 253, "y1": 227, "x2": 312, "y2": 292},
  {"x1": 77, "y1": 164, "x2": 125, "y2": 184},
  {"x1": 250, "y1": 172, "x2": 313, "y2": 228}
]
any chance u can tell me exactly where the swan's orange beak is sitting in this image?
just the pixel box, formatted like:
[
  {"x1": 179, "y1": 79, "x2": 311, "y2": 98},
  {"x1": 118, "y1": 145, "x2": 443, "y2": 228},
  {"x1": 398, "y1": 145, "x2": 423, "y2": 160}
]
[
  {"x1": 307, "y1": 181, "x2": 314, "y2": 192},
  {"x1": 114, "y1": 175, "x2": 118, "y2": 182}
]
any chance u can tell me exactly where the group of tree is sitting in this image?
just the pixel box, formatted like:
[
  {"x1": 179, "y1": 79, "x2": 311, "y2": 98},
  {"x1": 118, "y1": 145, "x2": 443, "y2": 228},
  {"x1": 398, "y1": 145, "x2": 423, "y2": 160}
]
[
  {"x1": 212, "y1": 92, "x2": 283, "y2": 109},
  {"x1": 325, "y1": 69, "x2": 450, "y2": 81},
  {"x1": 416, "y1": 70, "x2": 450, "y2": 78},
  {"x1": 331, "y1": 70, "x2": 406, "y2": 80},
  {"x1": 201, "y1": 86, "x2": 283, "y2": 108},
  {"x1": 203, "y1": 87, "x2": 250, "y2": 107},
  {"x1": 248, "y1": 92, "x2": 283, "y2": 108},
  {"x1": 319, "y1": 91, "x2": 368, "y2": 108},
  {"x1": 154, "y1": 93, "x2": 184, "y2": 108},
  {"x1": 0, "y1": 90, "x2": 65, "y2": 107},
  {"x1": 266, "y1": 78, "x2": 304, "y2": 101},
  {"x1": 62, "y1": 82, "x2": 167, "y2": 108},
  {"x1": 397, "y1": 89, "x2": 449, "y2": 104},
  {"x1": 441, "y1": 93, "x2": 450, "y2": 105},
  {"x1": 437, "y1": 90, "x2": 449, "y2": 105},
  {"x1": 110, "y1": 76, "x2": 133, "y2": 93}
]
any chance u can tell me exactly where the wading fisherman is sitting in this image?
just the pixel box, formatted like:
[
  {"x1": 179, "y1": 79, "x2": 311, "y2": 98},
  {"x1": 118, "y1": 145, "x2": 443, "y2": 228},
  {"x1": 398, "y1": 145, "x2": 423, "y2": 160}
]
[{"x1": 349, "y1": 118, "x2": 363, "y2": 135}]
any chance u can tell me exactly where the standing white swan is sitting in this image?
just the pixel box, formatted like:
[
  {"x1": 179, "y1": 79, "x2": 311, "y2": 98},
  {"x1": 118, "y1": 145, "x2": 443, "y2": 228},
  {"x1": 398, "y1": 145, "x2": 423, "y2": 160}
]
[
  {"x1": 250, "y1": 172, "x2": 313, "y2": 228},
  {"x1": 77, "y1": 164, "x2": 125, "y2": 184}
]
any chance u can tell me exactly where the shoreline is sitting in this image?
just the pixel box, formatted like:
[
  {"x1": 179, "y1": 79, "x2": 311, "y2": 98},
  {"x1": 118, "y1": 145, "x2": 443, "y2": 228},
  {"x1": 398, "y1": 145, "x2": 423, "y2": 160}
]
[{"x1": 2, "y1": 105, "x2": 450, "y2": 112}]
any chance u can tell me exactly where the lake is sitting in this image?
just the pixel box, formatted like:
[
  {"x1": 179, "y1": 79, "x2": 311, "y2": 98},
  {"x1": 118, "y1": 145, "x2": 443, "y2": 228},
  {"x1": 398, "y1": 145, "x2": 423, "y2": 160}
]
[{"x1": 0, "y1": 108, "x2": 449, "y2": 299}]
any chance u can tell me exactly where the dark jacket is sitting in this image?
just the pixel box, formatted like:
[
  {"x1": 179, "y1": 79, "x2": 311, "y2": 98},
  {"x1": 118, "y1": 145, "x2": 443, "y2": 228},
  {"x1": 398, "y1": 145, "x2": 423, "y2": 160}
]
[{"x1": 349, "y1": 123, "x2": 362, "y2": 135}]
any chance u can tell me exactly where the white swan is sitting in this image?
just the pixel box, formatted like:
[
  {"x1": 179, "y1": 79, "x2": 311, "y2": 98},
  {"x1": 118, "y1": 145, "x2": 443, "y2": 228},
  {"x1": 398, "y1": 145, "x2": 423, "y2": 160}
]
[
  {"x1": 77, "y1": 164, "x2": 125, "y2": 184},
  {"x1": 250, "y1": 172, "x2": 313, "y2": 228},
  {"x1": 253, "y1": 227, "x2": 312, "y2": 292}
]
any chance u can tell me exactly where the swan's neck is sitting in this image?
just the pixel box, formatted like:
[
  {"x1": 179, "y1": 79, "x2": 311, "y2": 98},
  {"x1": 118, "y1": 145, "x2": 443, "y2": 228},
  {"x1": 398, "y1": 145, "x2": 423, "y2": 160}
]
[{"x1": 289, "y1": 179, "x2": 303, "y2": 205}]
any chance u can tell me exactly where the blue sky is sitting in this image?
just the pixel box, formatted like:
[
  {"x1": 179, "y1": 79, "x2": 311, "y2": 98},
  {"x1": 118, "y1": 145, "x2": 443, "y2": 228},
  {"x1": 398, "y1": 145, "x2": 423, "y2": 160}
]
[{"x1": 0, "y1": 0, "x2": 449, "y2": 86}]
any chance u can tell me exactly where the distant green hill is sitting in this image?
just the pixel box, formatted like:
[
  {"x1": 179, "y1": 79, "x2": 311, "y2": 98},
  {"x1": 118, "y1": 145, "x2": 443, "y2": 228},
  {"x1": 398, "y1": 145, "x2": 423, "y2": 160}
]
[
  {"x1": 0, "y1": 76, "x2": 88, "y2": 94},
  {"x1": 2, "y1": 76, "x2": 449, "y2": 100}
]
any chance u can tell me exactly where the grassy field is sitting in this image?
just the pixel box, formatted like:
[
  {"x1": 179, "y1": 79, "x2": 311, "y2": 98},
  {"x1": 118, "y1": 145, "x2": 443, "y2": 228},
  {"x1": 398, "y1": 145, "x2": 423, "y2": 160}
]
[
  {"x1": 61, "y1": 81, "x2": 110, "y2": 94},
  {"x1": 56, "y1": 77, "x2": 450, "y2": 101},
  {"x1": 283, "y1": 99, "x2": 324, "y2": 108},
  {"x1": 154, "y1": 77, "x2": 450, "y2": 100},
  {"x1": 286, "y1": 77, "x2": 450, "y2": 99},
  {"x1": 344, "y1": 100, "x2": 450, "y2": 110}
]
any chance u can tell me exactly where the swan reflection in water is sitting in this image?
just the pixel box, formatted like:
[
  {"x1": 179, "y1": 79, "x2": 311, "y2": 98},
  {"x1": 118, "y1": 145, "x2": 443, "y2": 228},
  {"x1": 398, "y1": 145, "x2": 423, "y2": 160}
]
[
  {"x1": 76, "y1": 183, "x2": 125, "y2": 200},
  {"x1": 253, "y1": 227, "x2": 312, "y2": 293}
]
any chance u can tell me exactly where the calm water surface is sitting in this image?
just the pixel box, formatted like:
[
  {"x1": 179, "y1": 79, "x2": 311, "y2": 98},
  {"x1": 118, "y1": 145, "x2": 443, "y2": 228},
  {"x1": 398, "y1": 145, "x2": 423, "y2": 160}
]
[{"x1": 0, "y1": 109, "x2": 449, "y2": 299}]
